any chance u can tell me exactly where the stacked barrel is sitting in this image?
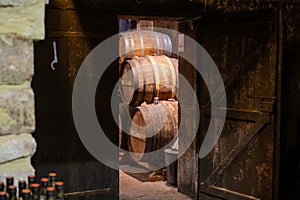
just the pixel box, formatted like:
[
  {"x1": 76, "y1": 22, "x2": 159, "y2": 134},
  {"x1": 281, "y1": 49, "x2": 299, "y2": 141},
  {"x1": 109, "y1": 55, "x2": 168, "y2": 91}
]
[{"x1": 119, "y1": 30, "x2": 178, "y2": 168}]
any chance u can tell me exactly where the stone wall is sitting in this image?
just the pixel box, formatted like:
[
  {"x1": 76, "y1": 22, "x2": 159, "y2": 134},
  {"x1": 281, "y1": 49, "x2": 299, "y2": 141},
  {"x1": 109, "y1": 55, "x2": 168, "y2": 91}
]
[{"x1": 0, "y1": 0, "x2": 44, "y2": 185}]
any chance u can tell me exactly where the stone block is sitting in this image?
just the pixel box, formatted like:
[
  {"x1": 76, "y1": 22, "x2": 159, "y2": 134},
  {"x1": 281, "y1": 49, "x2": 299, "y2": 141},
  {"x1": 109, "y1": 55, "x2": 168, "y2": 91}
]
[
  {"x1": 0, "y1": 35, "x2": 33, "y2": 84},
  {"x1": 0, "y1": 0, "x2": 44, "y2": 39},
  {"x1": 0, "y1": 157, "x2": 35, "y2": 186},
  {"x1": 0, "y1": 82, "x2": 35, "y2": 135},
  {"x1": 0, "y1": 133, "x2": 36, "y2": 164},
  {"x1": 0, "y1": 0, "x2": 38, "y2": 7}
]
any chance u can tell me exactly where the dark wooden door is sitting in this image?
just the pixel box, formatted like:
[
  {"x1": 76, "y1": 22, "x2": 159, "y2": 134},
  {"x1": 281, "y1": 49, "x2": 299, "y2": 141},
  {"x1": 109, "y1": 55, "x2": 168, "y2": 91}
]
[
  {"x1": 197, "y1": 10, "x2": 280, "y2": 200},
  {"x1": 32, "y1": 8, "x2": 119, "y2": 200}
]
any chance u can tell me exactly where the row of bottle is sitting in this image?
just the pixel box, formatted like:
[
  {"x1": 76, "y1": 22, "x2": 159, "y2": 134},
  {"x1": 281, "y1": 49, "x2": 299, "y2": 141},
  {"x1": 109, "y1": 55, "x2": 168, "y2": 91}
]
[{"x1": 0, "y1": 173, "x2": 64, "y2": 200}]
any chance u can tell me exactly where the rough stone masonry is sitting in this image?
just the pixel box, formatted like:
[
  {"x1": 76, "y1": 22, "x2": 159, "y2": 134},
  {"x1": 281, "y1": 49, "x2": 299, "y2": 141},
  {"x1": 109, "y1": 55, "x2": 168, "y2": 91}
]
[{"x1": 0, "y1": 0, "x2": 44, "y2": 185}]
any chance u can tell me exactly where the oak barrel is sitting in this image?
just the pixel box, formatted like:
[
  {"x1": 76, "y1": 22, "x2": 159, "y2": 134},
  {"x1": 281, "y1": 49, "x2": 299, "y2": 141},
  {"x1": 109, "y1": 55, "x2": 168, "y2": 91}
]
[
  {"x1": 119, "y1": 30, "x2": 172, "y2": 63},
  {"x1": 120, "y1": 55, "x2": 178, "y2": 106},
  {"x1": 128, "y1": 100, "x2": 178, "y2": 166}
]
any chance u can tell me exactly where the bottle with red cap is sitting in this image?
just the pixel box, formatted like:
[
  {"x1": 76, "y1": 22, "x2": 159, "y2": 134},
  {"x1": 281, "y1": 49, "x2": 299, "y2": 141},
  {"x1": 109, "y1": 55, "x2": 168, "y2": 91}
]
[
  {"x1": 5, "y1": 177, "x2": 13, "y2": 194},
  {"x1": 48, "y1": 173, "x2": 56, "y2": 188},
  {"x1": 55, "y1": 182, "x2": 64, "y2": 200},
  {"x1": 27, "y1": 174, "x2": 36, "y2": 190},
  {"x1": 40, "y1": 178, "x2": 49, "y2": 200},
  {"x1": 21, "y1": 189, "x2": 30, "y2": 200},
  {"x1": 18, "y1": 180, "x2": 26, "y2": 199},
  {"x1": 46, "y1": 187, "x2": 55, "y2": 200},
  {"x1": 7, "y1": 185, "x2": 16, "y2": 200},
  {"x1": 0, "y1": 182, "x2": 4, "y2": 192},
  {"x1": 0, "y1": 191, "x2": 6, "y2": 200},
  {"x1": 30, "y1": 183, "x2": 40, "y2": 200}
]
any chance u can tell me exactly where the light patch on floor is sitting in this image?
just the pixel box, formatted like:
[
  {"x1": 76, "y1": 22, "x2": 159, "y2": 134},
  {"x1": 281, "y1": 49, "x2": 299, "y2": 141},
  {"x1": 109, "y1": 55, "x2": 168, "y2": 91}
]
[{"x1": 119, "y1": 171, "x2": 192, "y2": 200}]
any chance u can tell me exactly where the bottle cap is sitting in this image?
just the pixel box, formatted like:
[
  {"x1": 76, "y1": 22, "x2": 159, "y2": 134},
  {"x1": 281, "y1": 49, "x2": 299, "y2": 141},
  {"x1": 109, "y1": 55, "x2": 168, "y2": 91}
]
[
  {"x1": 28, "y1": 174, "x2": 35, "y2": 179},
  {"x1": 8, "y1": 185, "x2": 16, "y2": 190},
  {"x1": 31, "y1": 183, "x2": 40, "y2": 188},
  {"x1": 46, "y1": 187, "x2": 55, "y2": 191},
  {"x1": 41, "y1": 178, "x2": 49, "y2": 182},
  {"x1": 22, "y1": 189, "x2": 30, "y2": 193},
  {"x1": 49, "y1": 173, "x2": 57, "y2": 177}
]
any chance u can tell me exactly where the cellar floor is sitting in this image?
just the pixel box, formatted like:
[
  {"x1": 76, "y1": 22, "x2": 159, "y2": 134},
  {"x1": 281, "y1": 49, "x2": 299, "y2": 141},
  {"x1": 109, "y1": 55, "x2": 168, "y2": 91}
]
[{"x1": 119, "y1": 170, "x2": 192, "y2": 200}]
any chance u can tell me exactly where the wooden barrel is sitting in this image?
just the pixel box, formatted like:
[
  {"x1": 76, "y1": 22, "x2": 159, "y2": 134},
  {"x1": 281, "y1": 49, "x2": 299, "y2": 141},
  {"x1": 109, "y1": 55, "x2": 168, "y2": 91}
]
[
  {"x1": 128, "y1": 100, "x2": 178, "y2": 165},
  {"x1": 119, "y1": 30, "x2": 172, "y2": 63},
  {"x1": 120, "y1": 55, "x2": 178, "y2": 106},
  {"x1": 119, "y1": 103, "x2": 134, "y2": 150}
]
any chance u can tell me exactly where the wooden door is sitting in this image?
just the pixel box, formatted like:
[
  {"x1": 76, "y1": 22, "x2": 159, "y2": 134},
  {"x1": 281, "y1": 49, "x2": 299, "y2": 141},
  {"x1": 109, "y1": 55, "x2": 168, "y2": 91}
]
[{"x1": 197, "y1": 10, "x2": 279, "y2": 200}]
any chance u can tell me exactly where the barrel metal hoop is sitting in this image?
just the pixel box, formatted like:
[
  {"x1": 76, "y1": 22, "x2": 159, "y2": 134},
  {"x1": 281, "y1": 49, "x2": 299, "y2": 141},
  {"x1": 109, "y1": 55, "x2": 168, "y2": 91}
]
[
  {"x1": 147, "y1": 56, "x2": 160, "y2": 99},
  {"x1": 167, "y1": 35, "x2": 172, "y2": 56},
  {"x1": 128, "y1": 32, "x2": 135, "y2": 58},
  {"x1": 164, "y1": 56, "x2": 177, "y2": 98},
  {"x1": 137, "y1": 31, "x2": 145, "y2": 56},
  {"x1": 120, "y1": 33, "x2": 129, "y2": 59},
  {"x1": 154, "y1": 32, "x2": 161, "y2": 55},
  {"x1": 163, "y1": 34, "x2": 168, "y2": 54}
]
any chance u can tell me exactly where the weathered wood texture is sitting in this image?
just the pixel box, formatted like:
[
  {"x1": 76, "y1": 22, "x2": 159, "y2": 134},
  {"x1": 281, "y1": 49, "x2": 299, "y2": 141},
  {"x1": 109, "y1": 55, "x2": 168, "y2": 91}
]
[
  {"x1": 46, "y1": 0, "x2": 202, "y2": 17},
  {"x1": 197, "y1": 10, "x2": 278, "y2": 200},
  {"x1": 177, "y1": 20, "x2": 200, "y2": 199},
  {"x1": 32, "y1": 9, "x2": 119, "y2": 200}
]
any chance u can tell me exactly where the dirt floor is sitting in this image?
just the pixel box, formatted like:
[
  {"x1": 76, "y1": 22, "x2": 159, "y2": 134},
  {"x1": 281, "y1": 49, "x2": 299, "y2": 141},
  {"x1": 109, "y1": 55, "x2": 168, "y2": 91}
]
[{"x1": 119, "y1": 171, "x2": 192, "y2": 200}]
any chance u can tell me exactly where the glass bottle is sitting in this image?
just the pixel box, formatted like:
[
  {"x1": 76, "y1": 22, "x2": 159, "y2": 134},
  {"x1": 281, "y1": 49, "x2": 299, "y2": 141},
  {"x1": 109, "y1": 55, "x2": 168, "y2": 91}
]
[
  {"x1": 0, "y1": 191, "x2": 6, "y2": 200},
  {"x1": 54, "y1": 182, "x2": 64, "y2": 200},
  {"x1": 40, "y1": 178, "x2": 49, "y2": 200},
  {"x1": 18, "y1": 180, "x2": 26, "y2": 199},
  {"x1": 30, "y1": 183, "x2": 40, "y2": 200},
  {"x1": 27, "y1": 175, "x2": 35, "y2": 189},
  {"x1": 7, "y1": 185, "x2": 16, "y2": 200},
  {"x1": 21, "y1": 189, "x2": 30, "y2": 200},
  {"x1": 0, "y1": 182, "x2": 4, "y2": 192},
  {"x1": 45, "y1": 187, "x2": 55, "y2": 200},
  {"x1": 5, "y1": 177, "x2": 14, "y2": 193},
  {"x1": 48, "y1": 173, "x2": 56, "y2": 188}
]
